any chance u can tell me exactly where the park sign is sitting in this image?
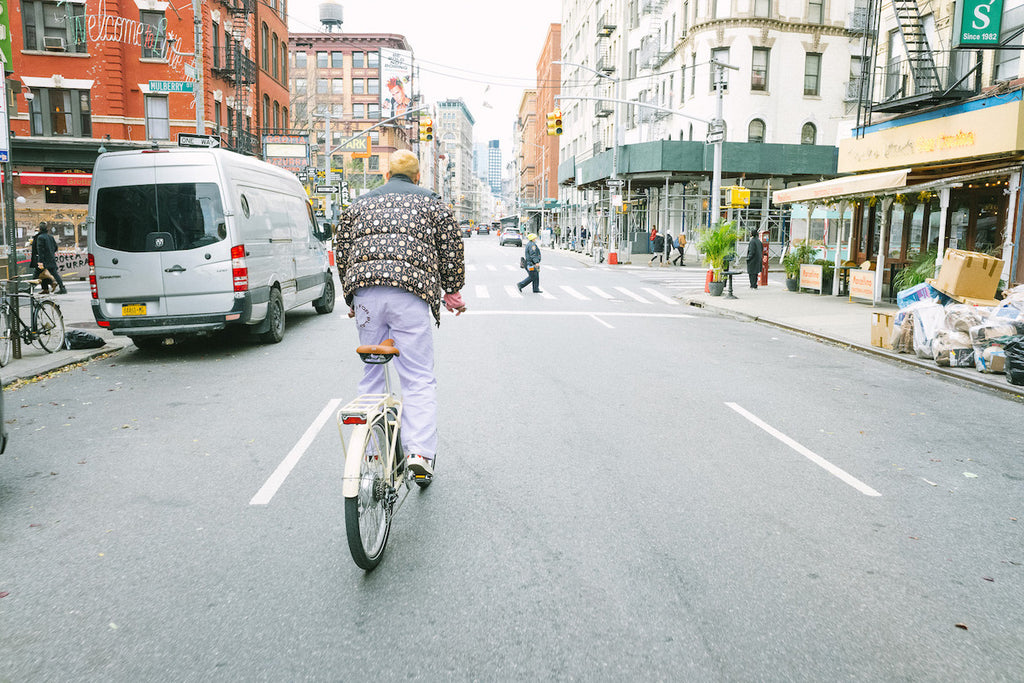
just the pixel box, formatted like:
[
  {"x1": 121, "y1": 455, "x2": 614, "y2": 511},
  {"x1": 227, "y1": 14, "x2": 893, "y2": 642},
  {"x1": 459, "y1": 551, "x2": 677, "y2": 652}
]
[{"x1": 953, "y1": 0, "x2": 1005, "y2": 48}]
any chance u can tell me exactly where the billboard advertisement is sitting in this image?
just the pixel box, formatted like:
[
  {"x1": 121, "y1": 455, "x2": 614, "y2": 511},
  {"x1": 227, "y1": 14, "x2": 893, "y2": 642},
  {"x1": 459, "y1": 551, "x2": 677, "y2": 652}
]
[{"x1": 380, "y1": 48, "x2": 413, "y2": 119}]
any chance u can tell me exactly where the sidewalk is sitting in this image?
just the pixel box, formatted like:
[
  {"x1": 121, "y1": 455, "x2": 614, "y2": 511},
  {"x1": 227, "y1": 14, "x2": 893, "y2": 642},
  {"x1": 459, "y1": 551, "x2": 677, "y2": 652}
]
[
  {"x1": 559, "y1": 246, "x2": 1024, "y2": 400},
  {"x1": 1, "y1": 280, "x2": 131, "y2": 387}
]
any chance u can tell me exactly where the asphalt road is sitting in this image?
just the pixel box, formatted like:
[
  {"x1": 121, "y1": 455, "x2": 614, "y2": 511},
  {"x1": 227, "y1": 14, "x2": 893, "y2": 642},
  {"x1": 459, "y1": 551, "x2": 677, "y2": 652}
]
[{"x1": 1, "y1": 235, "x2": 1021, "y2": 681}]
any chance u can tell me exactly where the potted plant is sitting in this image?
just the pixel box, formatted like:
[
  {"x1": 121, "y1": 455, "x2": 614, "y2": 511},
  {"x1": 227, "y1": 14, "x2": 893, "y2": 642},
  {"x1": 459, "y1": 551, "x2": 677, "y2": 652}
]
[{"x1": 697, "y1": 220, "x2": 741, "y2": 296}]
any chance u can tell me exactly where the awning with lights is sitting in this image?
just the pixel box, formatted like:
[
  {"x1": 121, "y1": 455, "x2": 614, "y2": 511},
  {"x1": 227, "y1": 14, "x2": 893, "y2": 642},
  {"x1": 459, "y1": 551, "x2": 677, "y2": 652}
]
[{"x1": 772, "y1": 168, "x2": 911, "y2": 205}]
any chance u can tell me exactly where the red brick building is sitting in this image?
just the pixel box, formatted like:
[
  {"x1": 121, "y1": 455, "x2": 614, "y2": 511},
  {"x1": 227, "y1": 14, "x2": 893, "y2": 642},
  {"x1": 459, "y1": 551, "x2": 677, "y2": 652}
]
[{"x1": 4, "y1": 0, "x2": 291, "y2": 260}]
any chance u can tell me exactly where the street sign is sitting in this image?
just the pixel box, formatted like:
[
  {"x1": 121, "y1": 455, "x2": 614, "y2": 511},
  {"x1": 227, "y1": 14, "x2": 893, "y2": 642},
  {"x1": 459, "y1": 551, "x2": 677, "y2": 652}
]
[
  {"x1": 149, "y1": 80, "x2": 194, "y2": 93},
  {"x1": 315, "y1": 184, "x2": 340, "y2": 194},
  {"x1": 177, "y1": 133, "x2": 221, "y2": 148},
  {"x1": 606, "y1": 179, "x2": 625, "y2": 187},
  {"x1": 706, "y1": 130, "x2": 725, "y2": 144}
]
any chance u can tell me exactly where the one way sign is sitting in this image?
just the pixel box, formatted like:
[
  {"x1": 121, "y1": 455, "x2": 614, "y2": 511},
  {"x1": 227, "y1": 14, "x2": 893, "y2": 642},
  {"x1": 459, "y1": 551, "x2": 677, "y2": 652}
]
[{"x1": 177, "y1": 133, "x2": 221, "y2": 148}]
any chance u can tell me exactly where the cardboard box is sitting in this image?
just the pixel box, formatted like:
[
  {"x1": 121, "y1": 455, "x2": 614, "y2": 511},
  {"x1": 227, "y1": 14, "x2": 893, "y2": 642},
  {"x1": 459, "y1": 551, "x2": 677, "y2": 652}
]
[
  {"x1": 871, "y1": 312, "x2": 895, "y2": 349},
  {"x1": 930, "y1": 249, "x2": 1003, "y2": 301}
]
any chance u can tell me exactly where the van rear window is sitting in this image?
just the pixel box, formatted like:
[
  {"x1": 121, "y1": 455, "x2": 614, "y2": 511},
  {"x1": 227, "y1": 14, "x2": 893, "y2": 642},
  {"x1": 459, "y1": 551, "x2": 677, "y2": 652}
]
[{"x1": 95, "y1": 183, "x2": 226, "y2": 252}]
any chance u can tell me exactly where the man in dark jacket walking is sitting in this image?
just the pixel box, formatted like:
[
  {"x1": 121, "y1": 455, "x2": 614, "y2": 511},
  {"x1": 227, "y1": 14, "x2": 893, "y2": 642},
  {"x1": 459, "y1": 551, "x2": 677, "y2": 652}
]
[
  {"x1": 30, "y1": 223, "x2": 66, "y2": 294},
  {"x1": 517, "y1": 233, "x2": 542, "y2": 293},
  {"x1": 746, "y1": 228, "x2": 764, "y2": 288},
  {"x1": 335, "y1": 150, "x2": 466, "y2": 480}
]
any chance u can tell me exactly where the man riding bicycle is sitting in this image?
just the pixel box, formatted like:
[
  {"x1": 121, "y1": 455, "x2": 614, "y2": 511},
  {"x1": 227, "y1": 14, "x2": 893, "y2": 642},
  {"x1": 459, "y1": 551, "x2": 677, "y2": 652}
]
[{"x1": 334, "y1": 150, "x2": 466, "y2": 480}]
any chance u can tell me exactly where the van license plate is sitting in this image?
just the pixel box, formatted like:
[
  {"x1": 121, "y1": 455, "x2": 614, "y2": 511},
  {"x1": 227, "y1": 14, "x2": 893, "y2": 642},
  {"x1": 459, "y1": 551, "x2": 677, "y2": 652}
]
[{"x1": 122, "y1": 304, "x2": 147, "y2": 316}]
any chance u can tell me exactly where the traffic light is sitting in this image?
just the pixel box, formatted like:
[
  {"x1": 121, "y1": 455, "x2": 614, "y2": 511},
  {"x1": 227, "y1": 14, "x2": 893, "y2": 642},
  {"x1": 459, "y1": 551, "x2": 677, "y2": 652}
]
[
  {"x1": 419, "y1": 117, "x2": 433, "y2": 142},
  {"x1": 546, "y1": 109, "x2": 563, "y2": 136}
]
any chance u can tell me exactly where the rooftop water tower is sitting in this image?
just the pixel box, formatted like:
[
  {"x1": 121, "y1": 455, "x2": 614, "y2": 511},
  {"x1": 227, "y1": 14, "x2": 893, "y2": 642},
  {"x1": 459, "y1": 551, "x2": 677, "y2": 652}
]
[{"x1": 319, "y1": 2, "x2": 343, "y2": 32}]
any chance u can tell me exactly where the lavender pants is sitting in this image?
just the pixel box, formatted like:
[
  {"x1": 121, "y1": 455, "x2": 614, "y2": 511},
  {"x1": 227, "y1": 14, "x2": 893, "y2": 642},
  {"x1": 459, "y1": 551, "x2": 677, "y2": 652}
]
[{"x1": 351, "y1": 286, "x2": 438, "y2": 460}]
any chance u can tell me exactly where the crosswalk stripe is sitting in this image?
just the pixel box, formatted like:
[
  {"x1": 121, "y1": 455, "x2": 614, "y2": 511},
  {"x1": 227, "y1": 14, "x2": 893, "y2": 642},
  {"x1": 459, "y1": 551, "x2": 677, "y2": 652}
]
[
  {"x1": 467, "y1": 264, "x2": 478, "y2": 272},
  {"x1": 504, "y1": 284, "x2": 523, "y2": 298},
  {"x1": 642, "y1": 287, "x2": 679, "y2": 305},
  {"x1": 586, "y1": 286, "x2": 614, "y2": 300},
  {"x1": 486, "y1": 264, "x2": 497, "y2": 272},
  {"x1": 614, "y1": 286, "x2": 651, "y2": 304},
  {"x1": 504, "y1": 264, "x2": 518, "y2": 272},
  {"x1": 539, "y1": 290, "x2": 556, "y2": 300},
  {"x1": 560, "y1": 285, "x2": 590, "y2": 300},
  {"x1": 474, "y1": 285, "x2": 490, "y2": 299}
]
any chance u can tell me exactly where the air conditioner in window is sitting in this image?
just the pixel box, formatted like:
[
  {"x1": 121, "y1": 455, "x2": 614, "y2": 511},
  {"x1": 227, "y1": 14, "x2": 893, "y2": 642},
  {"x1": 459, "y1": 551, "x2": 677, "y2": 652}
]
[{"x1": 43, "y1": 36, "x2": 67, "y2": 51}]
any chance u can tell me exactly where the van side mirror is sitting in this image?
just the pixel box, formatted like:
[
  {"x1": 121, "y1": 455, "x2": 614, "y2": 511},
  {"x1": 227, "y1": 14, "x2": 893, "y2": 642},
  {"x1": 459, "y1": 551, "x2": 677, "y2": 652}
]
[{"x1": 314, "y1": 222, "x2": 333, "y2": 242}]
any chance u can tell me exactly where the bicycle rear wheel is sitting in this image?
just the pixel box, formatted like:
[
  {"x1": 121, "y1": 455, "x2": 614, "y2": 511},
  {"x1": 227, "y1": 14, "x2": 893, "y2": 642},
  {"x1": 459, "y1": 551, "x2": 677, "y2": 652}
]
[
  {"x1": 344, "y1": 421, "x2": 392, "y2": 570},
  {"x1": 0, "y1": 305, "x2": 11, "y2": 367},
  {"x1": 34, "y1": 300, "x2": 66, "y2": 353}
]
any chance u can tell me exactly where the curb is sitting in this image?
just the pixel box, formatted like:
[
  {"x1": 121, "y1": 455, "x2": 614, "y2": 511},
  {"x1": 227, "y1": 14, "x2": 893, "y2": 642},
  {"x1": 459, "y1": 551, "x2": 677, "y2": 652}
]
[
  {"x1": 1, "y1": 339, "x2": 132, "y2": 388},
  {"x1": 686, "y1": 297, "x2": 1024, "y2": 402}
]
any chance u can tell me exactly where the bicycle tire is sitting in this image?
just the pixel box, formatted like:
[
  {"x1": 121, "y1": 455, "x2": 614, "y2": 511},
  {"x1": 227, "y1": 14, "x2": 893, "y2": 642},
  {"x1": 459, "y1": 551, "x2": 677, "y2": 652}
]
[
  {"x1": 344, "y1": 421, "x2": 392, "y2": 570},
  {"x1": 0, "y1": 305, "x2": 11, "y2": 367},
  {"x1": 34, "y1": 300, "x2": 66, "y2": 353}
]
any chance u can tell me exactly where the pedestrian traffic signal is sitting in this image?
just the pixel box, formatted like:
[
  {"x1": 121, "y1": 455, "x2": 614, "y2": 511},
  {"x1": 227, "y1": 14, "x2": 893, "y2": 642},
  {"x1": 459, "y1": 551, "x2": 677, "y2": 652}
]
[
  {"x1": 419, "y1": 117, "x2": 433, "y2": 141},
  {"x1": 546, "y1": 109, "x2": 563, "y2": 136}
]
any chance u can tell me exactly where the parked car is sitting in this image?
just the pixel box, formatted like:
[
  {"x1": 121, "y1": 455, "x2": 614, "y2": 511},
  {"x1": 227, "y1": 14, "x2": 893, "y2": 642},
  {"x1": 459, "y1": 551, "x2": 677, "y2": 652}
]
[{"x1": 500, "y1": 228, "x2": 523, "y2": 247}]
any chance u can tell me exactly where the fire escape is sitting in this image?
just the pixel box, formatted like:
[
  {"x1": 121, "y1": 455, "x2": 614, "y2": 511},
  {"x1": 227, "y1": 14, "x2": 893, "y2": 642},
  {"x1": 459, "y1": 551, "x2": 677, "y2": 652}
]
[
  {"x1": 638, "y1": 0, "x2": 672, "y2": 138},
  {"x1": 860, "y1": 0, "x2": 981, "y2": 125},
  {"x1": 593, "y1": 11, "x2": 616, "y2": 124},
  {"x1": 212, "y1": 0, "x2": 258, "y2": 155}
]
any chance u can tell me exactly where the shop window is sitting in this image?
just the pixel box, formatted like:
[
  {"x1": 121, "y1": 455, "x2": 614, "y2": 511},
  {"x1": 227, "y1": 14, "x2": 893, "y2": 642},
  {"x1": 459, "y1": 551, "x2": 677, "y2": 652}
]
[
  {"x1": 908, "y1": 202, "x2": 926, "y2": 260},
  {"x1": 45, "y1": 185, "x2": 89, "y2": 205},
  {"x1": 888, "y1": 203, "x2": 907, "y2": 259},
  {"x1": 29, "y1": 88, "x2": 92, "y2": 137},
  {"x1": 140, "y1": 10, "x2": 167, "y2": 59},
  {"x1": 145, "y1": 95, "x2": 170, "y2": 140},
  {"x1": 21, "y1": 0, "x2": 87, "y2": 53},
  {"x1": 975, "y1": 193, "x2": 1005, "y2": 256}
]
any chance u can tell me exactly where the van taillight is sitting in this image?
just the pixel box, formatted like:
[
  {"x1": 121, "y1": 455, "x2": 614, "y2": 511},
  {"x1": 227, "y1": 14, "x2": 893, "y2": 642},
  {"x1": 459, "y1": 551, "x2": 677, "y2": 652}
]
[
  {"x1": 231, "y1": 244, "x2": 248, "y2": 292},
  {"x1": 88, "y1": 253, "x2": 98, "y2": 299}
]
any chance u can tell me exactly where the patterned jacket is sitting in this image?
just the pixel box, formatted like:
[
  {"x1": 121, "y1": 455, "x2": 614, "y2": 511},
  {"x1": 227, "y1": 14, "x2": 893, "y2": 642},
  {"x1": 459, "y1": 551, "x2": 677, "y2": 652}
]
[{"x1": 334, "y1": 174, "x2": 465, "y2": 324}]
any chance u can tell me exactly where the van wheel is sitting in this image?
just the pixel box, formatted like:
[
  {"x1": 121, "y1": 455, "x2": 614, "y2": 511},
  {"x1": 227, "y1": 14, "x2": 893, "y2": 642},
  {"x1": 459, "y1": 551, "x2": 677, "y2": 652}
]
[
  {"x1": 313, "y1": 276, "x2": 336, "y2": 314},
  {"x1": 260, "y1": 289, "x2": 285, "y2": 343},
  {"x1": 131, "y1": 336, "x2": 165, "y2": 351}
]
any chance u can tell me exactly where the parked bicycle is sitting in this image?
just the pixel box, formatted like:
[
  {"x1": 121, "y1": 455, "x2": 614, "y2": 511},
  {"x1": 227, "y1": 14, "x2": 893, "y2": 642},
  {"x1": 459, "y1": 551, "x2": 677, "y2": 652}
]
[
  {"x1": 337, "y1": 338, "x2": 431, "y2": 571},
  {"x1": 0, "y1": 278, "x2": 66, "y2": 366}
]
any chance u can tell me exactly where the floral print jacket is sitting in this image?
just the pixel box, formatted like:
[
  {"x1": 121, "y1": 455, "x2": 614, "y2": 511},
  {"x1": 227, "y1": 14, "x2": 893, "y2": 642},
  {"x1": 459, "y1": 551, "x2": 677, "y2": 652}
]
[{"x1": 334, "y1": 174, "x2": 465, "y2": 325}]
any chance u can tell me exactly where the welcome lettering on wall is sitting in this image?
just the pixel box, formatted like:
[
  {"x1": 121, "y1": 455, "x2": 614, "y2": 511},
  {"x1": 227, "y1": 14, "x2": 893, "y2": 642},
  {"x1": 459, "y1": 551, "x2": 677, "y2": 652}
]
[{"x1": 62, "y1": 0, "x2": 187, "y2": 72}]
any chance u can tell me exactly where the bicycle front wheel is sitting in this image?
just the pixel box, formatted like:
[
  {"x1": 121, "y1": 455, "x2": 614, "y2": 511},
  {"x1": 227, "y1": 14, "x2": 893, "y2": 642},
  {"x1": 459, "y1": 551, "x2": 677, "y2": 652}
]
[
  {"x1": 344, "y1": 422, "x2": 392, "y2": 571},
  {"x1": 0, "y1": 305, "x2": 11, "y2": 367},
  {"x1": 34, "y1": 300, "x2": 66, "y2": 353}
]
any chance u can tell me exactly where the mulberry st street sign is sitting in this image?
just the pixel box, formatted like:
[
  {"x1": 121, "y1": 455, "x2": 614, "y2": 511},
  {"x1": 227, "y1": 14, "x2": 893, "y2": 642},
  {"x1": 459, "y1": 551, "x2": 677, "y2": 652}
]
[{"x1": 953, "y1": 0, "x2": 1005, "y2": 48}]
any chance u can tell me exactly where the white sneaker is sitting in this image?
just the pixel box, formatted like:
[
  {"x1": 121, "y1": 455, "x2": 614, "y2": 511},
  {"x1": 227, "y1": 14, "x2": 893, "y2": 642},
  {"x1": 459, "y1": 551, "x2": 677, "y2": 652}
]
[{"x1": 407, "y1": 454, "x2": 434, "y2": 479}]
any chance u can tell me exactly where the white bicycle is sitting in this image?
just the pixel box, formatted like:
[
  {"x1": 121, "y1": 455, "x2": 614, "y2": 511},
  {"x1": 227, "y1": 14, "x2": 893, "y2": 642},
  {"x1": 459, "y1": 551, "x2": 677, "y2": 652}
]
[{"x1": 337, "y1": 339, "x2": 431, "y2": 570}]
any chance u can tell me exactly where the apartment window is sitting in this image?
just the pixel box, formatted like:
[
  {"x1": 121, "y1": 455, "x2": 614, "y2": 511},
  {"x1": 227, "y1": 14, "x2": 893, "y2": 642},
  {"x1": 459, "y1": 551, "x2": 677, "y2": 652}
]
[
  {"x1": 353, "y1": 103, "x2": 365, "y2": 118},
  {"x1": 332, "y1": 51, "x2": 344, "y2": 67},
  {"x1": 368, "y1": 156, "x2": 380, "y2": 171},
  {"x1": 629, "y1": 48, "x2": 638, "y2": 79},
  {"x1": 332, "y1": 78, "x2": 344, "y2": 95},
  {"x1": 332, "y1": 104, "x2": 344, "y2": 117},
  {"x1": 754, "y1": 0, "x2": 770, "y2": 18},
  {"x1": 145, "y1": 95, "x2": 170, "y2": 140},
  {"x1": 294, "y1": 101, "x2": 307, "y2": 121},
  {"x1": 369, "y1": 131, "x2": 380, "y2": 144},
  {"x1": 748, "y1": 119, "x2": 765, "y2": 143},
  {"x1": 282, "y1": 107, "x2": 288, "y2": 130},
  {"x1": 352, "y1": 51, "x2": 364, "y2": 68},
  {"x1": 214, "y1": 101, "x2": 221, "y2": 132},
  {"x1": 680, "y1": 65, "x2": 686, "y2": 101},
  {"x1": 263, "y1": 95, "x2": 271, "y2": 129},
  {"x1": 29, "y1": 88, "x2": 92, "y2": 136},
  {"x1": 295, "y1": 51, "x2": 307, "y2": 68},
  {"x1": 804, "y1": 53, "x2": 822, "y2": 95},
  {"x1": 711, "y1": 48, "x2": 730, "y2": 90},
  {"x1": 849, "y1": 56, "x2": 864, "y2": 99},
  {"x1": 272, "y1": 34, "x2": 280, "y2": 79},
  {"x1": 317, "y1": 78, "x2": 328, "y2": 94},
  {"x1": 368, "y1": 103, "x2": 380, "y2": 119},
  {"x1": 140, "y1": 10, "x2": 167, "y2": 59},
  {"x1": 801, "y1": 122, "x2": 817, "y2": 145},
  {"x1": 294, "y1": 78, "x2": 307, "y2": 95},
  {"x1": 352, "y1": 78, "x2": 365, "y2": 94},
  {"x1": 691, "y1": 53, "x2": 696, "y2": 94},
  {"x1": 317, "y1": 51, "x2": 328, "y2": 68},
  {"x1": 281, "y1": 44, "x2": 288, "y2": 82},
  {"x1": 368, "y1": 78, "x2": 380, "y2": 95},
  {"x1": 367, "y1": 51, "x2": 379, "y2": 68},
  {"x1": 21, "y1": 0, "x2": 87, "y2": 53},
  {"x1": 713, "y1": 0, "x2": 729, "y2": 19},
  {"x1": 261, "y1": 24, "x2": 269, "y2": 68},
  {"x1": 808, "y1": 0, "x2": 824, "y2": 24},
  {"x1": 751, "y1": 48, "x2": 769, "y2": 91},
  {"x1": 212, "y1": 23, "x2": 220, "y2": 68}
]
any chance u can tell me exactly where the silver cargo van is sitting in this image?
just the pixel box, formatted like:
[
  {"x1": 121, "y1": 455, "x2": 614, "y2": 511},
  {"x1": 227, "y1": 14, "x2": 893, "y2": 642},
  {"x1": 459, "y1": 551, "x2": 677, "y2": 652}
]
[{"x1": 88, "y1": 147, "x2": 335, "y2": 347}]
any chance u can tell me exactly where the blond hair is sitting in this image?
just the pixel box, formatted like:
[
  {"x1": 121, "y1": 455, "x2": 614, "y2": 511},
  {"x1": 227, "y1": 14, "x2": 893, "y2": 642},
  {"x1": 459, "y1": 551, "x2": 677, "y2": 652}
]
[{"x1": 389, "y1": 150, "x2": 420, "y2": 179}]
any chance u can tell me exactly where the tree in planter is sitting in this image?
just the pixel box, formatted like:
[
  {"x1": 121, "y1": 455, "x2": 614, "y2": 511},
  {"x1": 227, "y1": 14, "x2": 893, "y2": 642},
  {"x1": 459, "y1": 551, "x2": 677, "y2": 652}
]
[{"x1": 697, "y1": 220, "x2": 741, "y2": 283}]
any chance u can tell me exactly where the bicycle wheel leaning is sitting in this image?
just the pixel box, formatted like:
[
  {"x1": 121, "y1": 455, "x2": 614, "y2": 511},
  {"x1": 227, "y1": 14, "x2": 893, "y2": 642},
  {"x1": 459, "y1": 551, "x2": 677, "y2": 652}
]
[
  {"x1": 34, "y1": 300, "x2": 66, "y2": 353},
  {"x1": 344, "y1": 421, "x2": 392, "y2": 570},
  {"x1": 0, "y1": 304, "x2": 11, "y2": 367}
]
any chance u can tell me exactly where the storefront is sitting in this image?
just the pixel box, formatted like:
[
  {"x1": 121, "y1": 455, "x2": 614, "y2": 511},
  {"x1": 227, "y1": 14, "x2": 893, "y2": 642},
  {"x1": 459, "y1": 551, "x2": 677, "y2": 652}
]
[{"x1": 773, "y1": 89, "x2": 1024, "y2": 300}]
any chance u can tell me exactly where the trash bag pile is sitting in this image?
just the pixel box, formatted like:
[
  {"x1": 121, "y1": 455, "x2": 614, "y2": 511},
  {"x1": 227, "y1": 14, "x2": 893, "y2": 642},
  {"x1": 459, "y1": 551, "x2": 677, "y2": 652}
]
[{"x1": 889, "y1": 283, "x2": 1024, "y2": 385}]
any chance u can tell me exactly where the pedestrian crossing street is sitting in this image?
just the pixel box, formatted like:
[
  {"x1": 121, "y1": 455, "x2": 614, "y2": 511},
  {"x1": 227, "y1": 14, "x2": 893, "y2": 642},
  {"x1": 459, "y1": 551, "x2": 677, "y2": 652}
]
[{"x1": 464, "y1": 263, "x2": 710, "y2": 304}]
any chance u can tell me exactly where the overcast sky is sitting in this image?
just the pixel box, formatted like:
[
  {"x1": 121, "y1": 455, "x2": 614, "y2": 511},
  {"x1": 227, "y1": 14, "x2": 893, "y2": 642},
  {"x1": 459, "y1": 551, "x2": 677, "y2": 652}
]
[{"x1": 288, "y1": 0, "x2": 562, "y2": 152}]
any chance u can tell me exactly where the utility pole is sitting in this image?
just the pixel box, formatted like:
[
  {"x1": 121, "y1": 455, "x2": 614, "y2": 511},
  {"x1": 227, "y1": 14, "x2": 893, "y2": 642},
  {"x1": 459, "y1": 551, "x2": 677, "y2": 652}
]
[{"x1": 193, "y1": 0, "x2": 204, "y2": 134}]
